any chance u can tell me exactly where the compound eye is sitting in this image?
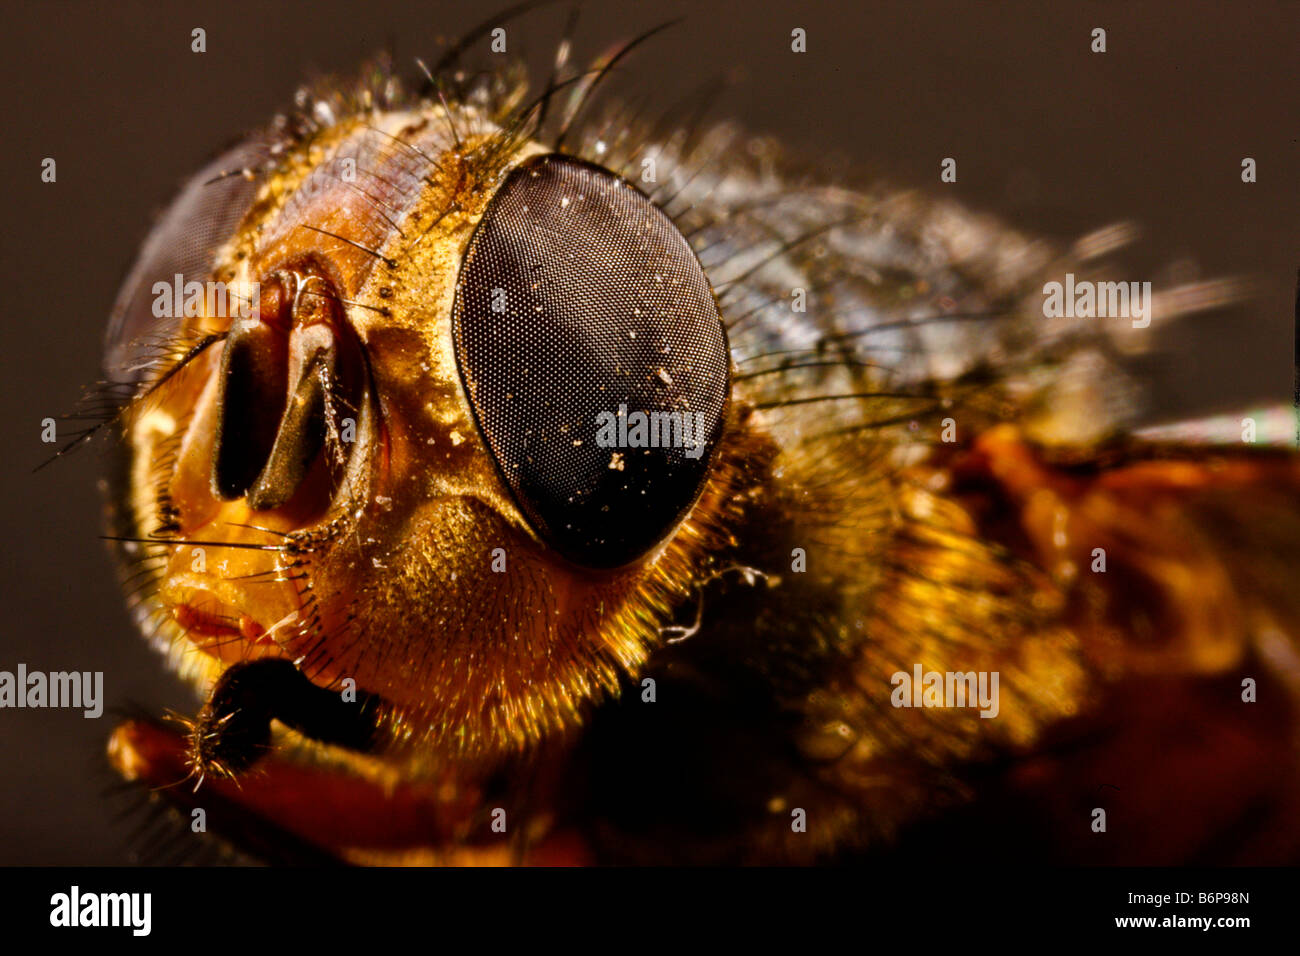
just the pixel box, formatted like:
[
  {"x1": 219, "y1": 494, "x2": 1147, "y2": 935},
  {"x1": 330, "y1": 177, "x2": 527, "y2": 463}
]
[{"x1": 452, "y1": 154, "x2": 729, "y2": 568}]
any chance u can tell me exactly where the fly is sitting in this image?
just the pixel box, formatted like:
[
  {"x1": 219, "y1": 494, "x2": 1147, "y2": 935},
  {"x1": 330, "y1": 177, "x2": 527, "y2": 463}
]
[{"x1": 54, "y1": 8, "x2": 1300, "y2": 865}]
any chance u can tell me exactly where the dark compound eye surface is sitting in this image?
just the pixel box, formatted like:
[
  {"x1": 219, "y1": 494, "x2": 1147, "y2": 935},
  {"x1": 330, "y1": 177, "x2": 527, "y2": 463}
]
[
  {"x1": 452, "y1": 154, "x2": 729, "y2": 568},
  {"x1": 104, "y1": 136, "x2": 271, "y2": 382}
]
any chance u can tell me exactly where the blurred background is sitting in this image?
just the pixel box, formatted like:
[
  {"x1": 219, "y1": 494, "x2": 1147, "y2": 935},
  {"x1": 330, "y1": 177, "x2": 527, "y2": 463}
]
[{"x1": 1, "y1": 0, "x2": 1295, "y2": 863}]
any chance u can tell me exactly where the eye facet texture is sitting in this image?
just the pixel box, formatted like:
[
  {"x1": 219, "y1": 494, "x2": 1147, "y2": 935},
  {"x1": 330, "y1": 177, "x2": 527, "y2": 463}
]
[
  {"x1": 104, "y1": 136, "x2": 269, "y2": 381},
  {"x1": 453, "y1": 154, "x2": 729, "y2": 568}
]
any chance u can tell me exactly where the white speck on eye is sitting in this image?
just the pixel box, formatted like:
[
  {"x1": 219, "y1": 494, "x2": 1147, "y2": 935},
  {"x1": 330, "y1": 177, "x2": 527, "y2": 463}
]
[{"x1": 657, "y1": 368, "x2": 673, "y2": 385}]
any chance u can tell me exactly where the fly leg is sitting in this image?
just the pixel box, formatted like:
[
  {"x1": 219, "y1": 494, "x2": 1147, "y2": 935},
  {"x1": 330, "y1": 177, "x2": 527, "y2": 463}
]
[{"x1": 188, "y1": 658, "x2": 382, "y2": 778}]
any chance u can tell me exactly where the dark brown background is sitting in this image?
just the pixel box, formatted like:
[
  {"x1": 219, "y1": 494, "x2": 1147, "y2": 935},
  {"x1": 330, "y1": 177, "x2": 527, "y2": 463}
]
[{"x1": 2, "y1": 0, "x2": 1295, "y2": 863}]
